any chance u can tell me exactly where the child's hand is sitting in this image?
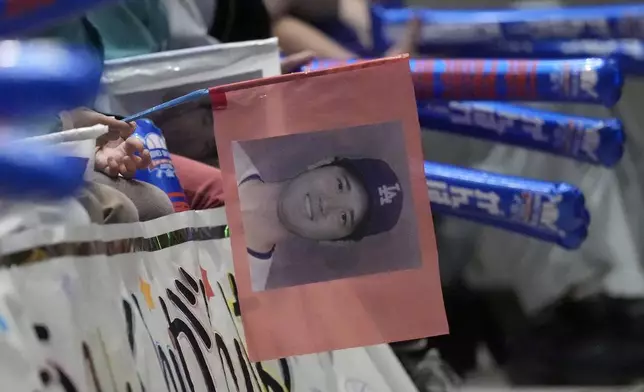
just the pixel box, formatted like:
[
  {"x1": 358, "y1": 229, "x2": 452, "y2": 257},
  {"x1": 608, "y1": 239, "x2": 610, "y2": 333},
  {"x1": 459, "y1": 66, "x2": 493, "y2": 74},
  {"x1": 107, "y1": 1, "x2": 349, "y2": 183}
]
[
  {"x1": 95, "y1": 137, "x2": 152, "y2": 178},
  {"x1": 61, "y1": 107, "x2": 136, "y2": 140}
]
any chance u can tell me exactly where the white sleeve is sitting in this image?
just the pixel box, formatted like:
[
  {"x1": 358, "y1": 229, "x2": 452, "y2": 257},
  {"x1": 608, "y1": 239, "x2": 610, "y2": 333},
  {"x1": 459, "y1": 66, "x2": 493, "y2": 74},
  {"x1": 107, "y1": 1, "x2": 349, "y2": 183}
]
[
  {"x1": 232, "y1": 142, "x2": 260, "y2": 185},
  {"x1": 248, "y1": 254, "x2": 273, "y2": 292}
]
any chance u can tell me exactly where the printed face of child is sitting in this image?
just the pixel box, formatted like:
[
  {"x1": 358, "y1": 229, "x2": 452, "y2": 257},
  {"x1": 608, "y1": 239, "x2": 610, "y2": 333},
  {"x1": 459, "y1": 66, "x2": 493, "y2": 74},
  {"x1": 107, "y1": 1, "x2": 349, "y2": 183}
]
[{"x1": 278, "y1": 165, "x2": 368, "y2": 241}]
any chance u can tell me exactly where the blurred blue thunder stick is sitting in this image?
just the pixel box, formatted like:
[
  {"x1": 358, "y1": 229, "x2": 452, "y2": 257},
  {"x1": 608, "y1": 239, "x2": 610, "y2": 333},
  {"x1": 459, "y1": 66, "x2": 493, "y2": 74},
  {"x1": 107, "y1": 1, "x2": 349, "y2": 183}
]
[
  {"x1": 371, "y1": 4, "x2": 644, "y2": 53},
  {"x1": 0, "y1": 145, "x2": 88, "y2": 199},
  {"x1": 0, "y1": 40, "x2": 102, "y2": 198},
  {"x1": 304, "y1": 58, "x2": 623, "y2": 106},
  {"x1": 425, "y1": 162, "x2": 589, "y2": 249},
  {"x1": 0, "y1": 0, "x2": 116, "y2": 35},
  {"x1": 0, "y1": 40, "x2": 103, "y2": 117},
  {"x1": 0, "y1": 0, "x2": 113, "y2": 200},
  {"x1": 418, "y1": 101, "x2": 625, "y2": 166}
]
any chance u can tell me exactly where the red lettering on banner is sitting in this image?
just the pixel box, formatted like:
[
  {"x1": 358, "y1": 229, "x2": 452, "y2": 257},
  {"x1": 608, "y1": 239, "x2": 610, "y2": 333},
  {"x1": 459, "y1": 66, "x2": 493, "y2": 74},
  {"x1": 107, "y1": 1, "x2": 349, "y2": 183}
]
[
  {"x1": 528, "y1": 60, "x2": 538, "y2": 99},
  {"x1": 453, "y1": 60, "x2": 463, "y2": 99},
  {"x1": 463, "y1": 61, "x2": 473, "y2": 98},
  {"x1": 483, "y1": 60, "x2": 497, "y2": 99},
  {"x1": 470, "y1": 61, "x2": 481, "y2": 98},
  {"x1": 505, "y1": 60, "x2": 519, "y2": 99},
  {"x1": 415, "y1": 60, "x2": 435, "y2": 99},
  {"x1": 427, "y1": 60, "x2": 436, "y2": 98},
  {"x1": 511, "y1": 60, "x2": 521, "y2": 98},
  {"x1": 5, "y1": 0, "x2": 55, "y2": 17},
  {"x1": 471, "y1": 60, "x2": 485, "y2": 99},
  {"x1": 451, "y1": 60, "x2": 461, "y2": 99},
  {"x1": 443, "y1": 60, "x2": 464, "y2": 99},
  {"x1": 469, "y1": 61, "x2": 479, "y2": 98},
  {"x1": 460, "y1": 61, "x2": 469, "y2": 98},
  {"x1": 508, "y1": 60, "x2": 519, "y2": 98},
  {"x1": 439, "y1": 60, "x2": 450, "y2": 99},
  {"x1": 504, "y1": 60, "x2": 513, "y2": 98},
  {"x1": 505, "y1": 60, "x2": 537, "y2": 100},
  {"x1": 517, "y1": 60, "x2": 528, "y2": 98}
]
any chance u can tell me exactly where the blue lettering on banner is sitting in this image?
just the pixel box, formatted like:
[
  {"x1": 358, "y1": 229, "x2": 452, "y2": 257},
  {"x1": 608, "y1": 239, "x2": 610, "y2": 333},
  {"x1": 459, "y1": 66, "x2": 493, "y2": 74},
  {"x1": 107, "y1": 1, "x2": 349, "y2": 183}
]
[
  {"x1": 428, "y1": 102, "x2": 548, "y2": 142},
  {"x1": 428, "y1": 178, "x2": 565, "y2": 235},
  {"x1": 427, "y1": 179, "x2": 502, "y2": 216}
]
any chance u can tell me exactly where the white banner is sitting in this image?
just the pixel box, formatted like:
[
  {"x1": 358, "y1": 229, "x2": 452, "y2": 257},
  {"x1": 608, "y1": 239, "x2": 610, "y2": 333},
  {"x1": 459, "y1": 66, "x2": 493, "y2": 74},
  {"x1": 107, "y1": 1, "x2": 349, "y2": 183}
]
[{"x1": 0, "y1": 209, "x2": 418, "y2": 392}]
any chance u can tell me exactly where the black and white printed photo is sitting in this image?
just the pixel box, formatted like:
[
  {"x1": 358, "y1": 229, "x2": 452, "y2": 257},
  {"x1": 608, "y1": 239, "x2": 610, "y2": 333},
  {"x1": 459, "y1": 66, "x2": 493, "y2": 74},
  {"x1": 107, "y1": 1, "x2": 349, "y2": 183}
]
[{"x1": 232, "y1": 122, "x2": 422, "y2": 292}]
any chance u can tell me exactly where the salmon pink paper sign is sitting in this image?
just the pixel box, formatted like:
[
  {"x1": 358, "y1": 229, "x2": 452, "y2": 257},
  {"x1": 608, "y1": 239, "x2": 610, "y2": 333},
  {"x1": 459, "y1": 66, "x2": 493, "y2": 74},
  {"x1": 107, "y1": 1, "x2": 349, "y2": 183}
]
[{"x1": 211, "y1": 56, "x2": 447, "y2": 361}]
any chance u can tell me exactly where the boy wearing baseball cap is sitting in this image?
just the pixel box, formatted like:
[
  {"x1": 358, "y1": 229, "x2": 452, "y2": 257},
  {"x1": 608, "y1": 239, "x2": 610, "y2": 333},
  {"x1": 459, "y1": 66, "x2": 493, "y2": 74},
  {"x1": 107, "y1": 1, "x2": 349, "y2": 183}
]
[{"x1": 234, "y1": 143, "x2": 403, "y2": 291}]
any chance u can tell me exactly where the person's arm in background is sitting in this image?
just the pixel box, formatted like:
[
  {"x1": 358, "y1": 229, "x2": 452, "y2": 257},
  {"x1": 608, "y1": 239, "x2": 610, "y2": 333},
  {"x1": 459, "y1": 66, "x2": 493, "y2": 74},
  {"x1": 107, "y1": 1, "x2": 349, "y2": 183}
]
[
  {"x1": 264, "y1": 0, "x2": 419, "y2": 59},
  {"x1": 264, "y1": 0, "x2": 356, "y2": 59},
  {"x1": 383, "y1": 16, "x2": 420, "y2": 57},
  {"x1": 272, "y1": 15, "x2": 357, "y2": 59}
]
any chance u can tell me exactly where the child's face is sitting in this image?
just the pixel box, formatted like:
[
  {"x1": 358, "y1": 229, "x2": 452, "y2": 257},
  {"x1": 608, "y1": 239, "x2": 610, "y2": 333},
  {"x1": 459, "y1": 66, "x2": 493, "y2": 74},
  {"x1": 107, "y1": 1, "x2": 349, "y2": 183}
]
[{"x1": 278, "y1": 165, "x2": 368, "y2": 241}]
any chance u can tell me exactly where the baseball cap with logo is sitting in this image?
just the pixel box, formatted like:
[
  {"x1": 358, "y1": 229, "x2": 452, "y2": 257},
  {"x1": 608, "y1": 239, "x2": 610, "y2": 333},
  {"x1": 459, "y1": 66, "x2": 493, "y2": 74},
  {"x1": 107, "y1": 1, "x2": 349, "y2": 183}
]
[{"x1": 331, "y1": 157, "x2": 403, "y2": 241}]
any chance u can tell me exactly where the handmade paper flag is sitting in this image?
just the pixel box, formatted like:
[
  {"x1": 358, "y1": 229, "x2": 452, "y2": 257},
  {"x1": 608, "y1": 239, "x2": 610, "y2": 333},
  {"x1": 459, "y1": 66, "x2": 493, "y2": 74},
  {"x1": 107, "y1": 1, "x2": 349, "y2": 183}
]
[{"x1": 211, "y1": 56, "x2": 447, "y2": 361}]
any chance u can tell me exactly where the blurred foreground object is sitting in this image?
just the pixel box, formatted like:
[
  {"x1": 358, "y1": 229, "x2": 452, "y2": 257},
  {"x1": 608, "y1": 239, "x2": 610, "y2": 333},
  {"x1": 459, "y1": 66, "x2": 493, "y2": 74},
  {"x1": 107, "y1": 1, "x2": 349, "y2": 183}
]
[
  {"x1": 0, "y1": 0, "x2": 115, "y2": 36},
  {"x1": 0, "y1": 125, "x2": 106, "y2": 200},
  {"x1": 0, "y1": 40, "x2": 103, "y2": 117}
]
